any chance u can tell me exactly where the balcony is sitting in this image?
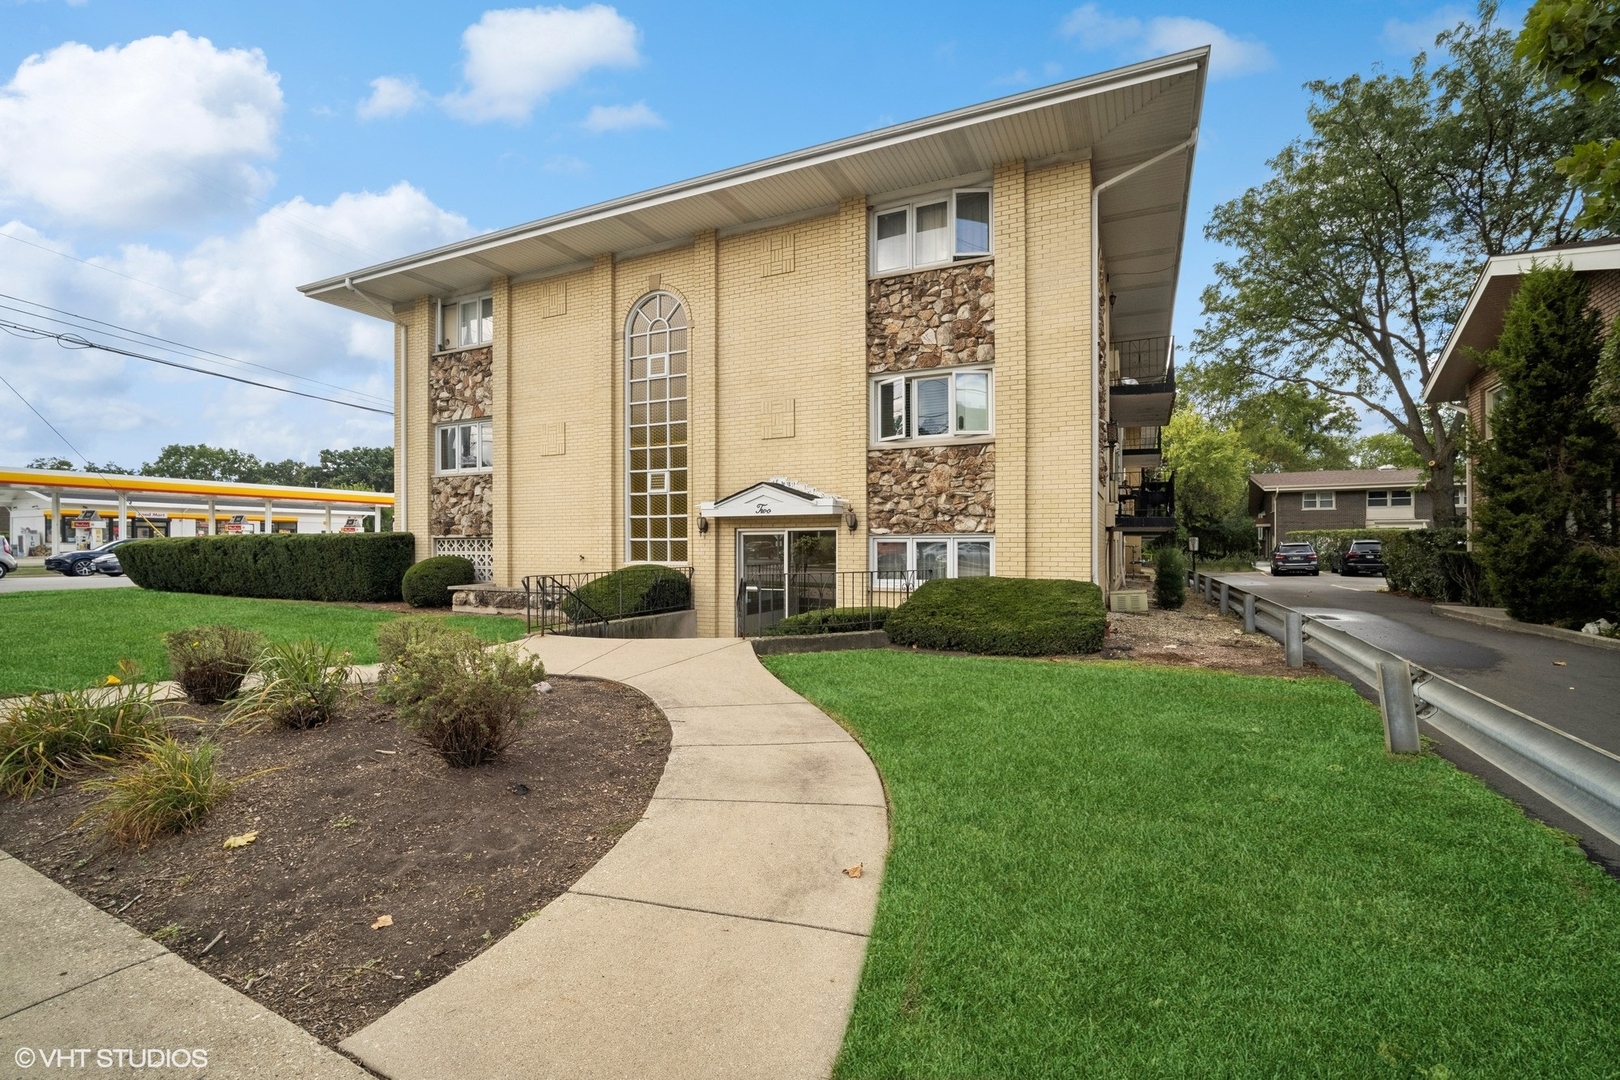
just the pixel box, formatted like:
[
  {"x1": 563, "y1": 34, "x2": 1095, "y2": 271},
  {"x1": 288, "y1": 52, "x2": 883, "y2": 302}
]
[
  {"x1": 1120, "y1": 425, "x2": 1162, "y2": 469},
  {"x1": 1116, "y1": 469, "x2": 1176, "y2": 534},
  {"x1": 1110, "y1": 337, "x2": 1176, "y2": 427}
]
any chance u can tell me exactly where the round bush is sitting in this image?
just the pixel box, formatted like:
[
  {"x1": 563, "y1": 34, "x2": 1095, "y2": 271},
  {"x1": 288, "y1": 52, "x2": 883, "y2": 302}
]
[
  {"x1": 885, "y1": 578, "x2": 1106, "y2": 656},
  {"x1": 562, "y1": 565, "x2": 692, "y2": 621},
  {"x1": 402, "y1": 556, "x2": 477, "y2": 608}
]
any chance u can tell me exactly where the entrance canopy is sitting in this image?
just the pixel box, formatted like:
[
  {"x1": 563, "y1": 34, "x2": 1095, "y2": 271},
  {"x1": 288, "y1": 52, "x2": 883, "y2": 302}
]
[{"x1": 700, "y1": 478, "x2": 849, "y2": 520}]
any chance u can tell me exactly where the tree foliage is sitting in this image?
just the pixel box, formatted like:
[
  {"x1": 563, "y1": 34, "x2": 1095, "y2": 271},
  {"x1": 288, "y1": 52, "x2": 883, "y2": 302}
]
[
  {"x1": 139, "y1": 444, "x2": 393, "y2": 490},
  {"x1": 1474, "y1": 264, "x2": 1620, "y2": 624},
  {"x1": 1518, "y1": 0, "x2": 1620, "y2": 231},
  {"x1": 1192, "y1": 3, "x2": 1615, "y2": 528},
  {"x1": 1351, "y1": 432, "x2": 1426, "y2": 469}
]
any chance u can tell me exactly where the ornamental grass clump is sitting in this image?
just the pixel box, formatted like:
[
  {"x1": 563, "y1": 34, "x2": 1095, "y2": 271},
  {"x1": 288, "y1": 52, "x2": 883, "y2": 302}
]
[
  {"x1": 381, "y1": 628, "x2": 545, "y2": 767},
  {"x1": 164, "y1": 625, "x2": 266, "y2": 703},
  {"x1": 80, "y1": 738, "x2": 231, "y2": 844},
  {"x1": 0, "y1": 678, "x2": 166, "y2": 797},
  {"x1": 232, "y1": 640, "x2": 352, "y2": 730}
]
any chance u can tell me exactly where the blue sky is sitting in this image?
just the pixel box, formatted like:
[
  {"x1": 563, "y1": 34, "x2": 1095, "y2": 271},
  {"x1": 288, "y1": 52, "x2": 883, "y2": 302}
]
[{"x1": 0, "y1": 0, "x2": 1508, "y2": 470}]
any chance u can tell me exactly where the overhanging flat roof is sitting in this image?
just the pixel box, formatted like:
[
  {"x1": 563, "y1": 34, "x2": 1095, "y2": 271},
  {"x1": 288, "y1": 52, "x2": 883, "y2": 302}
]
[
  {"x1": 0, "y1": 467, "x2": 393, "y2": 508},
  {"x1": 1425, "y1": 239, "x2": 1620, "y2": 403},
  {"x1": 302, "y1": 50, "x2": 1207, "y2": 347}
]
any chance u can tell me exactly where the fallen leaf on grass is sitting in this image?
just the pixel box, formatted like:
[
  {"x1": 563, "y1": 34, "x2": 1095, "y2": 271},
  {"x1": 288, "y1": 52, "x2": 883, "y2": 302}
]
[
  {"x1": 222, "y1": 831, "x2": 258, "y2": 850},
  {"x1": 843, "y1": 863, "x2": 863, "y2": 878},
  {"x1": 372, "y1": 915, "x2": 393, "y2": 930}
]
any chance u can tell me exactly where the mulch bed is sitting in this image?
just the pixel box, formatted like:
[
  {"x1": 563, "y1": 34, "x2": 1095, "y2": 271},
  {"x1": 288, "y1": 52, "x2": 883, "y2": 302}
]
[
  {"x1": 1099, "y1": 588, "x2": 1323, "y2": 678},
  {"x1": 0, "y1": 676, "x2": 669, "y2": 1046}
]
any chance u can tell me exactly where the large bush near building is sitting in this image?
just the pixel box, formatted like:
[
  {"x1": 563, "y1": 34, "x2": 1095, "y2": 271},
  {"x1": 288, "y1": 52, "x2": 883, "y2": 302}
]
[
  {"x1": 120, "y1": 533, "x2": 414, "y2": 603},
  {"x1": 1382, "y1": 529, "x2": 1494, "y2": 605},
  {"x1": 885, "y1": 578, "x2": 1106, "y2": 656},
  {"x1": 401, "y1": 555, "x2": 477, "y2": 608},
  {"x1": 562, "y1": 565, "x2": 692, "y2": 621}
]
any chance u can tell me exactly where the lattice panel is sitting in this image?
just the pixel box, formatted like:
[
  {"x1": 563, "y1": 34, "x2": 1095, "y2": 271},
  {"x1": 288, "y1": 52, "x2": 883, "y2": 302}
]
[{"x1": 432, "y1": 536, "x2": 494, "y2": 582}]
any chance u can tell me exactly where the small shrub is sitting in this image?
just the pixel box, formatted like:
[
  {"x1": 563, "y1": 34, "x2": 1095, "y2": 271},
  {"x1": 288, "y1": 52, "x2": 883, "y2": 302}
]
[
  {"x1": 402, "y1": 556, "x2": 477, "y2": 608},
  {"x1": 562, "y1": 565, "x2": 692, "y2": 621},
  {"x1": 0, "y1": 682, "x2": 166, "y2": 797},
  {"x1": 885, "y1": 578, "x2": 1107, "y2": 656},
  {"x1": 164, "y1": 625, "x2": 267, "y2": 703},
  {"x1": 376, "y1": 616, "x2": 470, "y2": 664},
  {"x1": 375, "y1": 622, "x2": 487, "y2": 707},
  {"x1": 81, "y1": 738, "x2": 231, "y2": 844},
  {"x1": 1153, "y1": 547, "x2": 1187, "y2": 610},
  {"x1": 760, "y1": 606, "x2": 894, "y2": 636},
  {"x1": 232, "y1": 640, "x2": 352, "y2": 730},
  {"x1": 120, "y1": 532, "x2": 415, "y2": 602},
  {"x1": 393, "y1": 641, "x2": 545, "y2": 767}
]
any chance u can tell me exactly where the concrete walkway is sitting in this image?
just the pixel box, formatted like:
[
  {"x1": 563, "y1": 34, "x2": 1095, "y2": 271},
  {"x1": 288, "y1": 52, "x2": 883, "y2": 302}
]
[
  {"x1": 0, "y1": 851, "x2": 366, "y2": 1077},
  {"x1": 338, "y1": 636, "x2": 888, "y2": 1080}
]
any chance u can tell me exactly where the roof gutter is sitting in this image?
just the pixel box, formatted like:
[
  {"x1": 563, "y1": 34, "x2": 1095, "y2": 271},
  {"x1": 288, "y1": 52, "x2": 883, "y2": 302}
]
[{"x1": 1089, "y1": 130, "x2": 1199, "y2": 586}]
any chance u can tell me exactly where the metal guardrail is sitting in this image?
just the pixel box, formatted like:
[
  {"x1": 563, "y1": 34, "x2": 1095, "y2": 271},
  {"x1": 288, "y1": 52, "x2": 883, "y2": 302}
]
[{"x1": 1189, "y1": 569, "x2": 1620, "y2": 847}]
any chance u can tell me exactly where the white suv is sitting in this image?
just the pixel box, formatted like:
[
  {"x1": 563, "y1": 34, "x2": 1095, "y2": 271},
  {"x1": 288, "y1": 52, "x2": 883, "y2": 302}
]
[{"x1": 0, "y1": 536, "x2": 16, "y2": 579}]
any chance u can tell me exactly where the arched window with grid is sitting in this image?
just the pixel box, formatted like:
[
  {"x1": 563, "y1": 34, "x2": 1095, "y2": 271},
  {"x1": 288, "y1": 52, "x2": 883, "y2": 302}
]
[{"x1": 626, "y1": 292, "x2": 689, "y2": 563}]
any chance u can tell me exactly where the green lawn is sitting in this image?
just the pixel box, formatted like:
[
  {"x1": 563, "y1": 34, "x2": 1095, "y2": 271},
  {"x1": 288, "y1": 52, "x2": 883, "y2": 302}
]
[
  {"x1": 0, "y1": 589, "x2": 526, "y2": 696},
  {"x1": 764, "y1": 651, "x2": 1620, "y2": 1079}
]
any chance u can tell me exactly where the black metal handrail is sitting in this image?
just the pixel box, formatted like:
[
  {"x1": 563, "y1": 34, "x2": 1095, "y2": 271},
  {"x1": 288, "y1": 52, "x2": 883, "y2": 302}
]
[
  {"x1": 736, "y1": 568, "x2": 935, "y2": 637},
  {"x1": 1121, "y1": 426, "x2": 1161, "y2": 452},
  {"x1": 1112, "y1": 337, "x2": 1174, "y2": 386},
  {"x1": 522, "y1": 567, "x2": 694, "y2": 635},
  {"x1": 1119, "y1": 470, "x2": 1176, "y2": 521}
]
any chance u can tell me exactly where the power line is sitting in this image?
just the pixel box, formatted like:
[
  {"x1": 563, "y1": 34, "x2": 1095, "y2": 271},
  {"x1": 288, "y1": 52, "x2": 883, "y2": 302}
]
[
  {"x1": 0, "y1": 319, "x2": 393, "y2": 415},
  {"x1": 0, "y1": 294, "x2": 392, "y2": 408}
]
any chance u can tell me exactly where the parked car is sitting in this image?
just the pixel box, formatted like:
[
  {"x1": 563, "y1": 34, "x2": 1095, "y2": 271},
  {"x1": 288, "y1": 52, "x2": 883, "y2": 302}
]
[
  {"x1": 1270, "y1": 542, "x2": 1320, "y2": 576},
  {"x1": 1340, "y1": 539, "x2": 1386, "y2": 577},
  {"x1": 92, "y1": 551, "x2": 124, "y2": 576},
  {"x1": 0, "y1": 536, "x2": 15, "y2": 579},
  {"x1": 44, "y1": 538, "x2": 132, "y2": 577}
]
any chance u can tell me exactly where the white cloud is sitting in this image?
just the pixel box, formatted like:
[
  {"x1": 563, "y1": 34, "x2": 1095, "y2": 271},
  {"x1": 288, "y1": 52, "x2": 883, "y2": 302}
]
[
  {"x1": 581, "y1": 101, "x2": 663, "y2": 132},
  {"x1": 1381, "y1": 7, "x2": 1469, "y2": 53},
  {"x1": 1060, "y1": 4, "x2": 1273, "y2": 80},
  {"x1": 0, "y1": 184, "x2": 473, "y2": 465},
  {"x1": 357, "y1": 75, "x2": 426, "y2": 120},
  {"x1": 0, "y1": 32, "x2": 283, "y2": 230},
  {"x1": 442, "y1": 4, "x2": 641, "y2": 123}
]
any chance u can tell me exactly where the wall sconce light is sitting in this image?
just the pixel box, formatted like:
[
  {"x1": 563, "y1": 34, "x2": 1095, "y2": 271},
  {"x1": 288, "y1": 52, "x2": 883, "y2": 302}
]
[
  {"x1": 845, "y1": 511, "x2": 858, "y2": 533},
  {"x1": 697, "y1": 516, "x2": 709, "y2": 534},
  {"x1": 1108, "y1": 293, "x2": 1118, "y2": 308}
]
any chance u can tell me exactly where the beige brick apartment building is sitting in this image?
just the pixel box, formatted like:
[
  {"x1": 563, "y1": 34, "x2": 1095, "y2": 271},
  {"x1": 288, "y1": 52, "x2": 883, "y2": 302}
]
[{"x1": 303, "y1": 51, "x2": 1206, "y2": 636}]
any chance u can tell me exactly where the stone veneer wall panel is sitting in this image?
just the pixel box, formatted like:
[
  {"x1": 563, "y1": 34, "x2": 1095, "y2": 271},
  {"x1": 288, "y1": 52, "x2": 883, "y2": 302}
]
[
  {"x1": 867, "y1": 263, "x2": 994, "y2": 373},
  {"x1": 428, "y1": 344, "x2": 494, "y2": 539},
  {"x1": 868, "y1": 445, "x2": 994, "y2": 534},
  {"x1": 430, "y1": 475, "x2": 493, "y2": 536}
]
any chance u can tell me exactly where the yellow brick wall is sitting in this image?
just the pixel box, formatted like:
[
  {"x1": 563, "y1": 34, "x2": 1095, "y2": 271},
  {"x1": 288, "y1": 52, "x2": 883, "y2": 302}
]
[
  {"x1": 1024, "y1": 159, "x2": 1094, "y2": 579},
  {"x1": 991, "y1": 161, "x2": 1029, "y2": 577},
  {"x1": 401, "y1": 297, "x2": 434, "y2": 564}
]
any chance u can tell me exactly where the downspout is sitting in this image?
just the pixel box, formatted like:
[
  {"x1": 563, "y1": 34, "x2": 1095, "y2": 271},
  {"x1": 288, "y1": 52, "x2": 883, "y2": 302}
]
[
  {"x1": 1088, "y1": 130, "x2": 1198, "y2": 586},
  {"x1": 344, "y1": 278, "x2": 408, "y2": 538}
]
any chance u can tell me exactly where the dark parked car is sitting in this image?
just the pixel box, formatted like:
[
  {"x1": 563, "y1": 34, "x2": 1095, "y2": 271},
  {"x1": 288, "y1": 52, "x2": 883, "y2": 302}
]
[
  {"x1": 1340, "y1": 539, "x2": 1386, "y2": 577},
  {"x1": 92, "y1": 551, "x2": 124, "y2": 576},
  {"x1": 1270, "y1": 542, "x2": 1319, "y2": 576},
  {"x1": 44, "y1": 538, "x2": 132, "y2": 577}
]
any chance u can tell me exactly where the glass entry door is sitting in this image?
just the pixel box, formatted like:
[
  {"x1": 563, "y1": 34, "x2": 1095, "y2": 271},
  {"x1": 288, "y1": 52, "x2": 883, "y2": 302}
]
[{"x1": 736, "y1": 529, "x2": 837, "y2": 635}]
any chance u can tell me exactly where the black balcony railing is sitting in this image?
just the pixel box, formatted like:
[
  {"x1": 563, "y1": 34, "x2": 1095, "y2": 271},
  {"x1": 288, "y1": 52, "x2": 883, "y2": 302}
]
[
  {"x1": 1117, "y1": 470, "x2": 1176, "y2": 532},
  {"x1": 522, "y1": 567, "x2": 695, "y2": 635},
  {"x1": 1121, "y1": 426, "x2": 1161, "y2": 452},
  {"x1": 1112, "y1": 337, "x2": 1174, "y2": 387},
  {"x1": 736, "y1": 569, "x2": 932, "y2": 637}
]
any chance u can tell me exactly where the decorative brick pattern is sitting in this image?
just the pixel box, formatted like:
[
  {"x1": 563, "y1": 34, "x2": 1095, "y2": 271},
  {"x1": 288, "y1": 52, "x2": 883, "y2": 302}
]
[
  {"x1": 867, "y1": 263, "x2": 994, "y2": 373},
  {"x1": 759, "y1": 397, "x2": 795, "y2": 439},
  {"x1": 430, "y1": 346, "x2": 492, "y2": 423},
  {"x1": 867, "y1": 444, "x2": 994, "y2": 534},
  {"x1": 430, "y1": 474, "x2": 492, "y2": 537}
]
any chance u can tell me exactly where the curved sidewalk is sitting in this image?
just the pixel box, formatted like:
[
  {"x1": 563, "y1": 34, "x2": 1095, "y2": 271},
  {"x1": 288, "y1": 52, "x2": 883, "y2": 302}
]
[{"x1": 340, "y1": 636, "x2": 889, "y2": 1080}]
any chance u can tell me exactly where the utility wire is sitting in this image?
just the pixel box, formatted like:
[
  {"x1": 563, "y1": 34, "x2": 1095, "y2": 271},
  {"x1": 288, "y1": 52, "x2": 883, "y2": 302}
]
[
  {"x1": 0, "y1": 294, "x2": 392, "y2": 408},
  {"x1": 0, "y1": 319, "x2": 393, "y2": 415}
]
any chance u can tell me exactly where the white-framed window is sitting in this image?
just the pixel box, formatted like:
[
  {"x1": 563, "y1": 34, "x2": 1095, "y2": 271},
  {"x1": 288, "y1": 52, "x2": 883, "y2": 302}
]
[
  {"x1": 1301, "y1": 491, "x2": 1336, "y2": 510},
  {"x1": 626, "y1": 292, "x2": 689, "y2": 564},
  {"x1": 1483, "y1": 383, "x2": 1507, "y2": 439},
  {"x1": 436, "y1": 419, "x2": 493, "y2": 474},
  {"x1": 1366, "y1": 489, "x2": 1413, "y2": 508},
  {"x1": 870, "y1": 189, "x2": 992, "y2": 275},
  {"x1": 872, "y1": 535, "x2": 993, "y2": 583},
  {"x1": 438, "y1": 293, "x2": 493, "y2": 350},
  {"x1": 872, "y1": 367, "x2": 992, "y2": 443},
  {"x1": 1453, "y1": 485, "x2": 1468, "y2": 508}
]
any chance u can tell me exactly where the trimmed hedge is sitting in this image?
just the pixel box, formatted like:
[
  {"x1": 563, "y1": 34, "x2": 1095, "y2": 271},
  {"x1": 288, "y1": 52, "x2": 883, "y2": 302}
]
[
  {"x1": 402, "y1": 555, "x2": 477, "y2": 608},
  {"x1": 1383, "y1": 529, "x2": 1495, "y2": 605},
  {"x1": 120, "y1": 533, "x2": 415, "y2": 603},
  {"x1": 885, "y1": 577, "x2": 1107, "y2": 656},
  {"x1": 759, "y1": 606, "x2": 894, "y2": 637},
  {"x1": 1283, "y1": 528, "x2": 1405, "y2": 573},
  {"x1": 1153, "y1": 547, "x2": 1186, "y2": 610},
  {"x1": 562, "y1": 565, "x2": 693, "y2": 621}
]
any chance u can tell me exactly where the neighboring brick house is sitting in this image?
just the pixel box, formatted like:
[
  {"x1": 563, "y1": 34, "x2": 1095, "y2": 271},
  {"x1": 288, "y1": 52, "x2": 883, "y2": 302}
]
[
  {"x1": 1249, "y1": 469, "x2": 1434, "y2": 556},
  {"x1": 1423, "y1": 238, "x2": 1620, "y2": 527},
  {"x1": 300, "y1": 51, "x2": 1207, "y2": 635}
]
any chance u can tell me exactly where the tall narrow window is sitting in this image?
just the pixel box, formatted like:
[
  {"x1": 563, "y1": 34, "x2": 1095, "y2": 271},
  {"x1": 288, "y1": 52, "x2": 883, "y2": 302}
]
[{"x1": 627, "y1": 292, "x2": 689, "y2": 563}]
